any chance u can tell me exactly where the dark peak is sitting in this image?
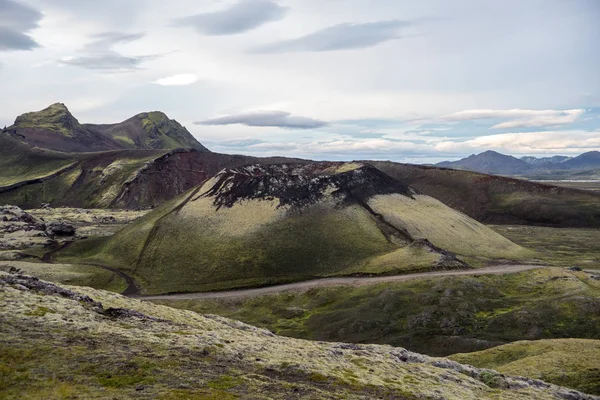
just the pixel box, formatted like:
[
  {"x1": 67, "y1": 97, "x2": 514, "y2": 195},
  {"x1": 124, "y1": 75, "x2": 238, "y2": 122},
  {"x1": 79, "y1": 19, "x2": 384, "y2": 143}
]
[
  {"x1": 579, "y1": 151, "x2": 600, "y2": 157},
  {"x1": 478, "y1": 150, "x2": 505, "y2": 157},
  {"x1": 198, "y1": 162, "x2": 415, "y2": 210}
]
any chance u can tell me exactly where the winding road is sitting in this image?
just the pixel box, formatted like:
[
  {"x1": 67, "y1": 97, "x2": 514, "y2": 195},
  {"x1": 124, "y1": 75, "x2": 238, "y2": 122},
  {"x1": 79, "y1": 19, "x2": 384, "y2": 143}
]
[{"x1": 138, "y1": 264, "x2": 543, "y2": 301}]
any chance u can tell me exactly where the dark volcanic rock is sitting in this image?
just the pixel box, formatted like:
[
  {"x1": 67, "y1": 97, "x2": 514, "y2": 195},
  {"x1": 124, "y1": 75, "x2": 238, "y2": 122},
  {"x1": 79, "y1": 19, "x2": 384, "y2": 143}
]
[
  {"x1": 200, "y1": 163, "x2": 415, "y2": 210},
  {"x1": 45, "y1": 221, "x2": 76, "y2": 237}
]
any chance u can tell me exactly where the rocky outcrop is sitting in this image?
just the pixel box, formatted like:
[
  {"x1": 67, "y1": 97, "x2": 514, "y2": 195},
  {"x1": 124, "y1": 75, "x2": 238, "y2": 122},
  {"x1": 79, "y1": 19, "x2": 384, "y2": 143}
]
[{"x1": 0, "y1": 205, "x2": 75, "y2": 250}]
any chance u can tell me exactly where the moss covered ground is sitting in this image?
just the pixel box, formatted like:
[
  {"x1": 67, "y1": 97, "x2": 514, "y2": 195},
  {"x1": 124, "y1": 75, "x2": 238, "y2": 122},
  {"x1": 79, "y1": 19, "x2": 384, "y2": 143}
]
[
  {"x1": 154, "y1": 268, "x2": 600, "y2": 359},
  {"x1": 0, "y1": 261, "x2": 126, "y2": 293},
  {"x1": 489, "y1": 225, "x2": 600, "y2": 269},
  {"x1": 449, "y1": 339, "x2": 600, "y2": 395},
  {"x1": 0, "y1": 273, "x2": 592, "y2": 399},
  {"x1": 0, "y1": 151, "x2": 164, "y2": 208},
  {"x1": 0, "y1": 133, "x2": 75, "y2": 187}
]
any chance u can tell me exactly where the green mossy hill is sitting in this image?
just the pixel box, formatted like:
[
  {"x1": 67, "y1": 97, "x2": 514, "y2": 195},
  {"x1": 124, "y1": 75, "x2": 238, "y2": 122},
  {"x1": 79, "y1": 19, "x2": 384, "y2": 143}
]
[
  {"x1": 4, "y1": 103, "x2": 209, "y2": 153},
  {"x1": 0, "y1": 273, "x2": 595, "y2": 400},
  {"x1": 6, "y1": 103, "x2": 124, "y2": 153},
  {"x1": 449, "y1": 339, "x2": 600, "y2": 395},
  {"x1": 373, "y1": 161, "x2": 600, "y2": 228},
  {"x1": 12, "y1": 103, "x2": 82, "y2": 136},
  {"x1": 84, "y1": 111, "x2": 208, "y2": 151},
  {"x1": 0, "y1": 149, "x2": 167, "y2": 209},
  {"x1": 0, "y1": 132, "x2": 75, "y2": 188},
  {"x1": 59, "y1": 163, "x2": 530, "y2": 294},
  {"x1": 156, "y1": 268, "x2": 600, "y2": 360},
  {"x1": 0, "y1": 143, "x2": 308, "y2": 209}
]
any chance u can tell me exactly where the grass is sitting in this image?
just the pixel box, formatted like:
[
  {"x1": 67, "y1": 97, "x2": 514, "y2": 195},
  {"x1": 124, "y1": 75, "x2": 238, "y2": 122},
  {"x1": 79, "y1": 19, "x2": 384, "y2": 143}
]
[
  {"x1": 0, "y1": 261, "x2": 127, "y2": 293},
  {"x1": 449, "y1": 339, "x2": 600, "y2": 395},
  {"x1": 373, "y1": 161, "x2": 600, "y2": 227},
  {"x1": 489, "y1": 225, "x2": 600, "y2": 269},
  {"x1": 368, "y1": 194, "x2": 532, "y2": 260},
  {"x1": 0, "y1": 132, "x2": 75, "y2": 187},
  {"x1": 154, "y1": 268, "x2": 600, "y2": 358},
  {"x1": 2, "y1": 274, "x2": 570, "y2": 399},
  {"x1": 0, "y1": 150, "x2": 165, "y2": 209}
]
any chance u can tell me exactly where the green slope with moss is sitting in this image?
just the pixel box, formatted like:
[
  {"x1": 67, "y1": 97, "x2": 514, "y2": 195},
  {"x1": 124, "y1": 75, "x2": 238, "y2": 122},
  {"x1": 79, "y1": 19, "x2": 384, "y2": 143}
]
[
  {"x1": 154, "y1": 268, "x2": 600, "y2": 359},
  {"x1": 57, "y1": 163, "x2": 531, "y2": 294},
  {"x1": 373, "y1": 161, "x2": 600, "y2": 228},
  {"x1": 1, "y1": 273, "x2": 595, "y2": 400},
  {"x1": 449, "y1": 339, "x2": 600, "y2": 395},
  {"x1": 0, "y1": 132, "x2": 76, "y2": 188},
  {"x1": 4, "y1": 103, "x2": 208, "y2": 153},
  {"x1": 0, "y1": 149, "x2": 168, "y2": 208},
  {"x1": 84, "y1": 111, "x2": 208, "y2": 151}
]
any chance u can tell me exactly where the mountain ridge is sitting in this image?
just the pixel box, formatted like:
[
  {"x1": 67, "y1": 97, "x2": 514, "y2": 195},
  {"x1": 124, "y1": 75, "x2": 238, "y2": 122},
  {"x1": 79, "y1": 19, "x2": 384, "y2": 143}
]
[
  {"x1": 437, "y1": 150, "x2": 600, "y2": 175},
  {"x1": 4, "y1": 103, "x2": 208, "y2": 153}
]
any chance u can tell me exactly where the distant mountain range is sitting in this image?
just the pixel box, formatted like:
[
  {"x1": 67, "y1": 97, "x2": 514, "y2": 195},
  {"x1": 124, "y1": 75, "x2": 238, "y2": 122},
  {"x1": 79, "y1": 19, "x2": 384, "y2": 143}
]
[
  {"x1": 2, "y1": 103, "x2": 208, "y2": 153},
  {"x1": 437, "y1": 150, "x2": 600, "y2": 175}
]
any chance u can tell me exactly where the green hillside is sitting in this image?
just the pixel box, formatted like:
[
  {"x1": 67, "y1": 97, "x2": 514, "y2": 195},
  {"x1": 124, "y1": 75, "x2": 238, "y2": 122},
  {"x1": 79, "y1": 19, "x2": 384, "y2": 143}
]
[
  {"x1": 4, "y1": 103, "x2": 208, "y2": 153},
  {"x1": 84, "y1": 111, "x2": 208, "y2": 151},
  {"x1": 1, "y1": 272, "x2": 594, "y2": 400},
  {"x1": 0, "y1": 149, "x2": 167, "y2": 208},
  {"x1": 57, "y1": 163, "x2": 531, "y2": 294},
  {"x1": 0, "y1": 132, "x2": 75, "y2": 188},
  {"x1": 373, "y1": 161, "x2": 600, "y2": 227},
  {"x1": 449, "y1": 339, "x2": 600, "y2": 395},
  {"x1": 156, "y1": 268, "x2": 600, "y2": 359}
]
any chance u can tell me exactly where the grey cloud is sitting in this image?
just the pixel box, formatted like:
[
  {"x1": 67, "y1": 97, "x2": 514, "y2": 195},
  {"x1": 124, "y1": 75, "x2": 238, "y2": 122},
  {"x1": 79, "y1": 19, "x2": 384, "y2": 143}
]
[
  {"x1": 196, "y1": 111, "x2": 328, "y2": 129},
  {"x1": 0, "y1": 0, "x2": 42, "y2": 51},
  {"x1": 59, "y1": 32, "x2": 162, "y2": 72},
  {"x1": 173, "y1": 0, "x2": 287, "y2": 36},
  {"x1": 216, "y1": 139, "x2": 266, "y2": 147},
  {"x1": 83, "y1": 32, "x2": 145, "y2": 51},
  {"x1": 252, "y1": 20, "x2": 411, "y2": 53}
]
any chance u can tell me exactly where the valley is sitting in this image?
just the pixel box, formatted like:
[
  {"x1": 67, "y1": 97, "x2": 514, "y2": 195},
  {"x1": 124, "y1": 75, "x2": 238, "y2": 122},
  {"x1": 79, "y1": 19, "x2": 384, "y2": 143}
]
[{"x1": 1, "y1": 102, "x2": 599, "y2": 399}]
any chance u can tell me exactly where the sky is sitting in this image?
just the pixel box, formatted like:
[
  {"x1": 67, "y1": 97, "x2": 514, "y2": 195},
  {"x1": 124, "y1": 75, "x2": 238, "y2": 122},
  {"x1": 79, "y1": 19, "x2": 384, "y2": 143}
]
[{"x1": 0, "y1": 0, "x2": 599, "y2": 163}]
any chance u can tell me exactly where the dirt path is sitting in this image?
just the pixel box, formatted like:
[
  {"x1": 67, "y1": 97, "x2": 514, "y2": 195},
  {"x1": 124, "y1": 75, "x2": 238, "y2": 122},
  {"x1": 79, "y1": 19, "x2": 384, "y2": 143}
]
[{"x1": 139, "y1": 264, "x2": 543, "y2": 301}]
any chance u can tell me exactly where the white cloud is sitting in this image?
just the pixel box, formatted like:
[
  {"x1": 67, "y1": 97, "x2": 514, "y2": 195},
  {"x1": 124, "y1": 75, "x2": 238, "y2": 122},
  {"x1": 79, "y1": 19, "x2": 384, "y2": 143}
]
[
  {"x1": 152, "y1": 73, "x2": 198, "y2": 86},
  {"x1": 435, "y1": 130, "x2": 600, "y2": 154},
  {"x1": 440, "y1": 109, "x2": 585, "y2": 129}
]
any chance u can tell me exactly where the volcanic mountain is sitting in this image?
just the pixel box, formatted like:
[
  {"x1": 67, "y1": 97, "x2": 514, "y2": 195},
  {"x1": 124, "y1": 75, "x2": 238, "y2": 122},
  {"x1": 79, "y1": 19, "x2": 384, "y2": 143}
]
[
  {"x1": 3, "y1": 103, "x2": 207, "y2": 153},
  {"x1": 63, "y1": 163, "x2": 529, "y2": 294}
]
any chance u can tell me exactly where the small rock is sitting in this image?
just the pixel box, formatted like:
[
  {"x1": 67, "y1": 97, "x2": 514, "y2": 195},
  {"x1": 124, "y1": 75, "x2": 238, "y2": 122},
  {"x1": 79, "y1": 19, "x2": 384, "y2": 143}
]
[{"x1": 45, "y1": 221, "x2": 76, "y2": 237}]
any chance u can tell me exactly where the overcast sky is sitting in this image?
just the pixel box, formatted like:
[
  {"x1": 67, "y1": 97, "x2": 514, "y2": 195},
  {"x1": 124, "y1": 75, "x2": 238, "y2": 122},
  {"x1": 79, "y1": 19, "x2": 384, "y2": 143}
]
[{"x1": 1, "y1": 0, "x2": 599, "y2": 162}]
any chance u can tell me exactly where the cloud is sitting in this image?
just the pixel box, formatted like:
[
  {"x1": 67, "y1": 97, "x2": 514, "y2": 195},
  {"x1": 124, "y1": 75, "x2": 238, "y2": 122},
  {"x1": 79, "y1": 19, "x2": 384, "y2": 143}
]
[
  {"x1": 252, "y1": 20, "x2": 411, "y2": 53},
  {"x1": 173, "y1": 0, "x2": 287, "y2": 36},
  {"x1": 152, "y1": 73, "x2": 198, "y2": 86},
  {"x1": 435, "y1": 130, "x2": 600, "y2": 154},
  {"x1": 441, "y1": 109, "x2": 585, "y2": 129},
  {"x1": 196, "y1": 111, "x2": 328, "y2": 129},
  {"x1": 59, "y1": 32, "x2": 162, "y2": 72},
  {"x1": 0, "y1": 0, "x2": 42, "y2": 51}
]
